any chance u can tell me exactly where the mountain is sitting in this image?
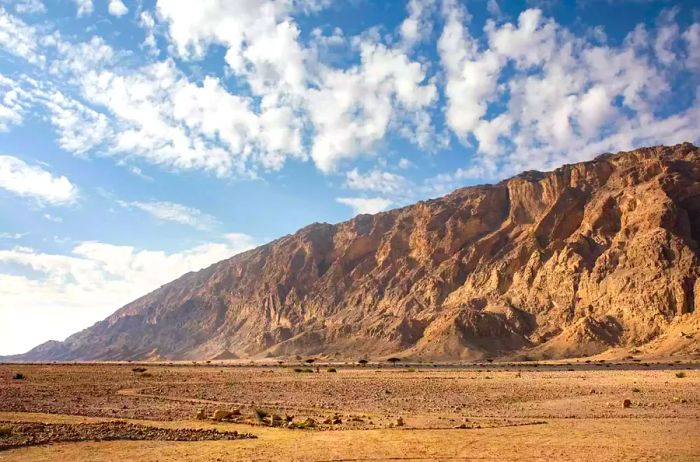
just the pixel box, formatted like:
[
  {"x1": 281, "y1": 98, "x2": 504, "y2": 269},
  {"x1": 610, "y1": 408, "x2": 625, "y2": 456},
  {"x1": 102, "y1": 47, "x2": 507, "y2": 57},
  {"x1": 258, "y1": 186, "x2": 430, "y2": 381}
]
[{"x1": 10, "y1": 143, "x2": 700, "y2": 361}]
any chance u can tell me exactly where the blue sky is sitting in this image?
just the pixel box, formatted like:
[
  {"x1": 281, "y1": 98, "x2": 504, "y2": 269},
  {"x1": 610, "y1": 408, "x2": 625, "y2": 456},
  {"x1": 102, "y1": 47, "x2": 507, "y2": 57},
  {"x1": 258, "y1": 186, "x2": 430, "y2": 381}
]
[{"x1": 0, "y1": 0, "x2": 698, "y2": 355}]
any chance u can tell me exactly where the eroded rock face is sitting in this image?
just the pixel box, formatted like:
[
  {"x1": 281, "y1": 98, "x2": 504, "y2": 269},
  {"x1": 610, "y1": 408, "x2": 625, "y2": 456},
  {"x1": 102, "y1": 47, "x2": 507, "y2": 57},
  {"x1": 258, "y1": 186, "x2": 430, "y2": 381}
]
[{"x1": 14, "y1": 144, "x2": 700, "y2": 361}]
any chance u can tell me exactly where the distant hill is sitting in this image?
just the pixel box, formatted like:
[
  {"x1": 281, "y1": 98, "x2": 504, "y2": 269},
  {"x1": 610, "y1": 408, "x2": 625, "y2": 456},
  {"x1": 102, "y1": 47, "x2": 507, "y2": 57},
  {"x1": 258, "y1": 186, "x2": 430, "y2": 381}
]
[{"x1": 8, "y1": 143, "x2": 700, "y2": 361}]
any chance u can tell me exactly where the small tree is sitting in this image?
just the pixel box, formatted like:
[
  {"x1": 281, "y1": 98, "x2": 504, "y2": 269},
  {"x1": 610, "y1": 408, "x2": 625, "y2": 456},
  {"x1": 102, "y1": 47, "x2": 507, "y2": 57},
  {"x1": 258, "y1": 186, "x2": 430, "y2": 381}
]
[
  {"x1": 387, "y1": 357, "x2": 401, "y2": 367},
  {"x1": 358, "y1": 359, "x2": 368, "y2": 367}
]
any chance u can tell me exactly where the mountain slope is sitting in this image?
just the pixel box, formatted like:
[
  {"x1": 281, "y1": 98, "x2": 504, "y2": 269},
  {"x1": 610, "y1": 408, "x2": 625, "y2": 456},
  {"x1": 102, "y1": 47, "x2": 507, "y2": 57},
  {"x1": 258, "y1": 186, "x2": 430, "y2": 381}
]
[{"x1": 12, "y1": 143, "x2": 700, "y2": 361}]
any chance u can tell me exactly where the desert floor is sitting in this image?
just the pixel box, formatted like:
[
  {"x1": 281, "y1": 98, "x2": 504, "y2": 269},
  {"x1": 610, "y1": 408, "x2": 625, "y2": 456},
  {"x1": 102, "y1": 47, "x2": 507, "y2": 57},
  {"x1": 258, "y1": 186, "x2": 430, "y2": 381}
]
[{"x1": 0, "y1": 361, "x2": 698, "y2": 461}]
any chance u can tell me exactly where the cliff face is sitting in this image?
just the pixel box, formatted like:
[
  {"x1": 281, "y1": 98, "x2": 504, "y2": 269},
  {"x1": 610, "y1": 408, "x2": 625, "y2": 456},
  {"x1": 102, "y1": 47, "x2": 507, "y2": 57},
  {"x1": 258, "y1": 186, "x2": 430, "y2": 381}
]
[{"x1": 15, "y1": 144, "x2": 700, "y2": 361}]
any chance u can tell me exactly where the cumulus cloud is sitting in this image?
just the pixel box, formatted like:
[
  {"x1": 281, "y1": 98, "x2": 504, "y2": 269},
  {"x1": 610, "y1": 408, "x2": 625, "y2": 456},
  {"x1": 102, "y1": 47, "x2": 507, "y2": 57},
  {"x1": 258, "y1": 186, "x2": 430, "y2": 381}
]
[
  {"x1": 0, "y1": 2, "x2": 697, "y2": 187},
  {"x1": 0, "y1": 6, "x2": 43, "y2": 64},
  {"x1": 336, "y1": 196, "x2": 392, "y2": 215},
  {"x1": 107, "y1": 0, "x2": 127, "y2": 17},
  {"x1": 0, "y1": 155, "x2": 78, "y2": 205},
  {"x1": 345, "y1": 168, "x2": 410, "y2": 195},
  {"x1": 437, "y1": 3, "x2": 700, "y2": 179},
  {"x1": 0, "y1": 74, "x2": 30, "y2": 131},
  {"x1": 73, "y1": 0, "x2": 92, "y2": 16},
  {"x1": 118, "y1": 200, "x2": 219, "y2": 231},
  {"x1": 11, "y1": 0, "x2": 46, "y2": 14},
  {"x1": 0, "y1": 233, "x2": 257, "y2": 354},
  {"x1": 400, "y1": 0, "x2": 435, "y2": 49},
  {"x1": 308, "y1": 41, "x2": 437, "y2": 172}
]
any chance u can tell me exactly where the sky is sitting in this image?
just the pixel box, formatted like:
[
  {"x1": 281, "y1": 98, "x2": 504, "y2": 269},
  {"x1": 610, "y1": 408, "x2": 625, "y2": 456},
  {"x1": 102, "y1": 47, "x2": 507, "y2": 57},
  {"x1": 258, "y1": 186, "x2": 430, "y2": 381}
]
[{"x1": 0, "y1": 0, "x2": 698, "y2": 355}]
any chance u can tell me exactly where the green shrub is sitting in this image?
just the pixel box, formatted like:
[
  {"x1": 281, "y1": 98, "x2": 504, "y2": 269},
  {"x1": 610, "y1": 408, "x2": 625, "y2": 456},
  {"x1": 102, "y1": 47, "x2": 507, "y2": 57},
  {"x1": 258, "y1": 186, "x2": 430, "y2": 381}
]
[
  {"x1": 326, "y1": 368, "x2": 337, "y2": 373},
  {"x1": 676, "y1": 372, "x2": 686, "y2": 378},
  {"x1": 131, "y1": 367, "x2": 147, "y2": 373},
  {"x1": 293, "y1": 368, "x2": 313, "y2": 373}
]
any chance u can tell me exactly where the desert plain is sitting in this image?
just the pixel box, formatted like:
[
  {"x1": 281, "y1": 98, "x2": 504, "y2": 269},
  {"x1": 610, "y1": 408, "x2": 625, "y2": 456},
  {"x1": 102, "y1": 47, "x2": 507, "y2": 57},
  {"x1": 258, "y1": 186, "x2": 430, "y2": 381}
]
[{"x1": 0, "y1": 359, "x2": 698, "y2": 461}]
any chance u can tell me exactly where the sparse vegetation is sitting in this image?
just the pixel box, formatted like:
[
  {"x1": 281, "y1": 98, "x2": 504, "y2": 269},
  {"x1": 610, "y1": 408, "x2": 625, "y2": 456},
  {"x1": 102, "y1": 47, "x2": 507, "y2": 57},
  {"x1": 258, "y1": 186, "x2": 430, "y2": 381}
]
[
  {"x1": 326, "y1": 367, "x2": 337, "y2": 372},
  {"x1": 675, "y1": 372, "x2": 686, "y2": 378},
  {"x1": 358, "y1": 359, "x2": 368, "y2": 366},
  {"x1": 12, "y1": 372, "x2": 25, "y2": 380},
  {"x1": 387, "y1": 357, "x2": 401, "y2": 366},
  {"x1": 304, "y1": 358, "x2": 315, "y2": 365},
  {"x1": 0, "y1": 426, "x2": 12, "y2": 437},
  {"x1": 293, "y1": 368, "x2": 313, "y2": 373},
  {"x1": 131, "y1": 367, "x2": 147, "y2": 373},
  {"x1": 632, "y1": 387, "x2": 641, "y2": 393},
  {"x1": 254, "y1": 408, "x2": 269, "y2": 421}
]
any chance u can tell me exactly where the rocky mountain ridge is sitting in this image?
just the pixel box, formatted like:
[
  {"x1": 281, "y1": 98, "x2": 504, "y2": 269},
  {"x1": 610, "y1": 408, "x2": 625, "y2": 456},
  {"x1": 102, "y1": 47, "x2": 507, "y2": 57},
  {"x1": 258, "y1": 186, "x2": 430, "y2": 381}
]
[{"x1": 9, "y1": 143, "x2": 700, "y2": 361}]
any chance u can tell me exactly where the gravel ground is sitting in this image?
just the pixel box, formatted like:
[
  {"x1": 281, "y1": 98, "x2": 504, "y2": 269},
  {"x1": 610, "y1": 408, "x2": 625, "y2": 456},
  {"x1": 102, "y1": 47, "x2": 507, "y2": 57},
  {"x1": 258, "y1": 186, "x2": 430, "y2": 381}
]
[{"x1": 0, "y1": 420, "x2": 255, "y2": 451}]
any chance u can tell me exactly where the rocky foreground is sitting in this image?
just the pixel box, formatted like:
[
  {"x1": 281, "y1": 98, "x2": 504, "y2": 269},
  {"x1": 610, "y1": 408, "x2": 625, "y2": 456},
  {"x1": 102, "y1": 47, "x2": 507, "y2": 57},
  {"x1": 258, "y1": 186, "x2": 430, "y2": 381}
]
[
  {"x1": 11, "y1": 143, "x2": 700, "y2": 361},
  {"x1": 0, "y1": 420, "x2": 254, "y2": 451}
]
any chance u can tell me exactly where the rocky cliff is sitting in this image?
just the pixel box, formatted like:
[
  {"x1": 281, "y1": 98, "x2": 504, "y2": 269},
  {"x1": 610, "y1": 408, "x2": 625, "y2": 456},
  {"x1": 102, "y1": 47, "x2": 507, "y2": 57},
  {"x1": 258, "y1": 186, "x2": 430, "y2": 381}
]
[{"x1": 12, "y1": 144, "x2": 700, "y2": 361}]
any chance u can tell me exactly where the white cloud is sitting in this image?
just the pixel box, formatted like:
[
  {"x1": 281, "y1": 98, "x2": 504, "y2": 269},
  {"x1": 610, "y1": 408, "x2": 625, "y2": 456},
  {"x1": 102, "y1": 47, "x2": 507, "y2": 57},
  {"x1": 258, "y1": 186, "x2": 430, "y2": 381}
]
[
  {"x1": 398, "y1": 158, "x2": 413, "y2": 169},
  {"x1": 0, "y1": 232, "x2": 24, "y2": 239},
  {"x1": 119, "y1": 200, "x2": 219, "y2": 231},
  {"x1": 308, "y1": 41, "x2": 437, "y2": 172},
  {"x1": 345, "y1": 168, "x2": 410, "y2": 195},
  {"x1": 0, "y1": 2, "x2": 696, "y2": 189},
  {"x1": 683, "y1": 23, "x2": 700, "y2": 71},
  {"x1": 437, "y1": 5, "x2": 700, "y2": 180},
  {"x1": 400, "y1": 0, "x2": 435, "y2": 49},
  {"x1": 41, "y1": 90, "x2": 113, "y2": 154},
  {"x1": 0, "y1": 233, "x2": 257, "y2": 354},
  {"x1": 12, "y1": 0, "x2": 45, "y2": 14},
  {"x1": 0, "y1": 155, "x2": 78, "y2": 205},
  {"x1": 107, "y1": 0, "x2": 127, "y2": 17},
  {"x1": 336, "y1": 196, "x2": 392, "y2": 215},
  {"x1": 139, "y1": 10, "x2": 158, "y2": 55},
  {"x1": 0, "y1": 6, "x2": 43, "y2": 64},
  {"x1": 0, "y1": 74, "x2": 30, "y2": 131},
  {"x1": 73, "y1": 0, "x2": 92, "y2": 16},
  {"x1": 43, "y1": 213, "x2": 63, "y2": 222}
]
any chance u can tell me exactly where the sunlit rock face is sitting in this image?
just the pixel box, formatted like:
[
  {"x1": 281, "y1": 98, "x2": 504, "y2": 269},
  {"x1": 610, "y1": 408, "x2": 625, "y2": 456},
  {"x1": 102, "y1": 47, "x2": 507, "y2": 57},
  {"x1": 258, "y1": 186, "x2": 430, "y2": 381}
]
[{"x1": 15, "y1": 143, "x2": 700, "y2": 361}]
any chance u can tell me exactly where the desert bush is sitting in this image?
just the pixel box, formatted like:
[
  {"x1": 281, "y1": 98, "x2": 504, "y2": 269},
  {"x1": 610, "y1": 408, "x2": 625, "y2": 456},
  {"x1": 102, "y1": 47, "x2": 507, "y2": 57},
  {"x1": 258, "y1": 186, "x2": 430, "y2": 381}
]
[
  {"x1": 293, "y1": 368, "x2": 313, "y2": 373},
  {"x1": 326, "y1": 368, "x2": 337, "y2": 373},
  {"x1": 676, "y1": 372, "x2": 686, "y2": 378},
  {"x1": 139, "y1": 372, "x2": 153, "y2": 378},
  {"x1": 0, "y1": 426, "x2": 11, "y2": 437},
  {"x1": 358, "y1": 359, "x2": 368, "y2": 366},
  {"x1": 12, "y1": 373, "x2": 25, "y2": 380},
  {"x1": 131, "y1": 367, "x2": 147, "y2": 373},
  {"x1": 632, "y1": 387, "x2": 641, "y2": 393},
  {"x1": 387, "y1": 357, "x2": 401, "y2": 366},
  {"x1": 254, "y1": 408, "x2": 269, "y2": 420}
]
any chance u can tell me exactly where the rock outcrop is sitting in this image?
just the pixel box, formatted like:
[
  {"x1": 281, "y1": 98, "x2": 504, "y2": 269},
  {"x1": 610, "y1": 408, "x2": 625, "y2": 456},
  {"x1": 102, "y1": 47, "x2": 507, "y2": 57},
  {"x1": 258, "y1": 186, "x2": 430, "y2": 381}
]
[{"x1": 11, "y1": 144, "x2": 700, "y2": 361}]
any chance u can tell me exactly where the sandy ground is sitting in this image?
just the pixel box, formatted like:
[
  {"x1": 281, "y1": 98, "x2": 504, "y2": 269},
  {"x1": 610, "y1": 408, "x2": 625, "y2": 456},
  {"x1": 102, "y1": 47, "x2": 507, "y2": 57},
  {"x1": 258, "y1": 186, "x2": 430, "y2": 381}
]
[{"x1": 0, "y1": 362, "x2": 698, "y2": 460}]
